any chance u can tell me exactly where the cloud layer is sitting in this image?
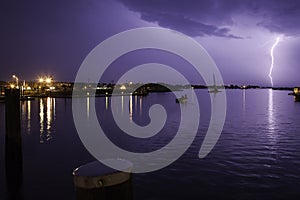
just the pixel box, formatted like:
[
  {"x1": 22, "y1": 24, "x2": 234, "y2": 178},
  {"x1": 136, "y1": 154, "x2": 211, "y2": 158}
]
[{"x1": 117, "y1": 0, "x2": 300, "y2": 38}]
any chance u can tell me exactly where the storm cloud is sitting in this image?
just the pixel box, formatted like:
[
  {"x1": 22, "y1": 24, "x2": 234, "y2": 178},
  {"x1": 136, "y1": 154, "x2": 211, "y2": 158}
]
[{"x1": 117, "y1": 0, "x2": 300, "y2": 38}]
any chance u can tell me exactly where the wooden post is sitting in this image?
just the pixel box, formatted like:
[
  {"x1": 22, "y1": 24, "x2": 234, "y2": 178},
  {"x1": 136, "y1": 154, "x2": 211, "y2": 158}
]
[
  {"x1": 73, "y1": 160, "x2": 133, "y2": 200},
  {"x1": 5, "y1": 88, "x2": 23, "y2": 199}
]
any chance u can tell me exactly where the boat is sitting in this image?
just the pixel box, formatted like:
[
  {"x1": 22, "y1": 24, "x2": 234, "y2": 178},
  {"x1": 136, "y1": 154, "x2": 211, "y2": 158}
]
[
  {"x1": 208, "y1": 74, "x2": 221, "y2": 93},
  {"x1": 209, "y1": 87, "x2": 221, "y2": 93},
  {"x1": 176, "y1": 94, "x2": 188, "y2": 103}
]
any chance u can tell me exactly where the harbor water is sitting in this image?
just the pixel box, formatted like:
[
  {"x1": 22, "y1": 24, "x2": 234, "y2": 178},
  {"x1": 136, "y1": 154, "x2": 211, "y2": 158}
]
[{"x1": 0, "y1": 89, "x2": 300, "y2": 199}]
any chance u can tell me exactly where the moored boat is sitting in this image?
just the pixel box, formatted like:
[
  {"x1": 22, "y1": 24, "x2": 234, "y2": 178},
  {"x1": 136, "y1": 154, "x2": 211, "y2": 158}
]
[
  {"x1": 208, "y1": 74, "x2": 221, "y2": 93},
  {"x1": 176, "y1": 95, "x2": 188, "y2": 103}
]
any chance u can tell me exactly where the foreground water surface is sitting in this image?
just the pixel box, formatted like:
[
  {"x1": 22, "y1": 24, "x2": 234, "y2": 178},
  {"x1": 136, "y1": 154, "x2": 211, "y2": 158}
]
[{"x1": 0, "y1": 89, "x2": 300, "y2": 199}]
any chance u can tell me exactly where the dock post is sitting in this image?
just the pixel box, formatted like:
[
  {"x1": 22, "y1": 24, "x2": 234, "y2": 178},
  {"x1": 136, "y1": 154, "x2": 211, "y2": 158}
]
[
  {"x1": 5, "y1": 88, "x2": 23, "y2": 199},
  {"x1": 73, "y1": 160, "x2": 133, "y2": 200}
]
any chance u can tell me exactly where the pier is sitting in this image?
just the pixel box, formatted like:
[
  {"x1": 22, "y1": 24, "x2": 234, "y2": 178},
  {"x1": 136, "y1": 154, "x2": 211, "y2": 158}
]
[{"x1": 5, "y1": 88, "x2": 23, "y2": 199}]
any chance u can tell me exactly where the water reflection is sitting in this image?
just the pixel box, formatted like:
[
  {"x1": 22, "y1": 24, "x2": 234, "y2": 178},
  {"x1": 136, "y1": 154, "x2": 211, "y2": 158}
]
[
  {"x1": 135, "y1": 95, "x2": 138, "y2": 112},
  {"x1": 267, "y1": 89, "x2": 278, "y2": 145},
  {"x1": 105, "y1": 96, "x2": 109, "y2": 110},
  {"x1": 53, "y1": 97, "x2": 56, "y2": 120},
  {"x1": 46, "y1": 98, "x2": 52, "y2": 141},
  {"x1": 21, "y1": 100, "x2": 32, "y2": 133},
  {"x1": 87, "y1": 96, "x2": 90, "y2": 118},
  {"x1": 121, "y1": 96, "x2": 124, "y2": 113},
  {"x1": 28, "y1": 101, "x2": 31, "y2": 132},
  {"x1": 129, "y1": 95, "x2": 133, "y2": 121},
  {"x1": 39, "y1": 98, "x2": 55, "y2": 143},
  {"x1": 39, "y1": 99, "x2": 44, "y2": 142},
  {"x1": 268, "y1": 89, "x2": 274, "y2": 130},
  {"x1": 112, "y1": 95, "x2": 143, "y2": 120},
  {"x1": 242, "y1": 89, "x2": 246, "y2": 112},
  {"x1": 139, "y1": 96, "x2": 143, "y2": 116}
]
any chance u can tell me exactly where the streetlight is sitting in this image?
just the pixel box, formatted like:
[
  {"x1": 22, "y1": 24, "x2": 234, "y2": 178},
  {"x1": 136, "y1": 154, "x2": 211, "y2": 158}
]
[{"x1": 12, "y1": 75, "x2": 19, "y2": 89}]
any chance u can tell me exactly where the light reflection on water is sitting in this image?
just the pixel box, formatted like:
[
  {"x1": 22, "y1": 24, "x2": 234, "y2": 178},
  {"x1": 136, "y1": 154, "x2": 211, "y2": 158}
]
[
  {"x1": 28, "y1": 101, "x2": 31, "y2": 132},
  {"x1": 267, "y1": 89, "x2": 278, "y2": 145},
  {"x1": 39, "y1": 99, "x2": 44, "y2": 140},
  {"x1": 121, "y1": 95, "x2": 124, "y2": 113},
  {"x1": 129, "y1": 95, "x2": 133, "y2": 121},
  {"x1": 140, "y1": 96, "x2": 143, "y2": 116},
  {"x1": 242, "y1": 89, "x2": 246, "y2": 112},
  {"x1": 84, "y1": 94, "x2": 143, "y2": 123},
  {"x1": 105, "y1": 96, "x2": 109, "y2": 110},
  {"x1": 21, "y1": 100, "x2": 31, "y2": 133},
  {"x1": 268, "y1": 89, "x2": 274, "y2": 129},
  {"x1": 39, "y1": 97, "x2": 55, "y2": 143},
  {"x1": 86, "y1": 96, "x2": 90, "y2": 118}
]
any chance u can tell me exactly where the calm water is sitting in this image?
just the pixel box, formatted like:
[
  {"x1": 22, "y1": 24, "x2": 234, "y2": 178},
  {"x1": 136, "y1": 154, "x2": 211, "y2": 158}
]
[{"x1": 1, "y1": 89, "x2": 300, "y2": 199}]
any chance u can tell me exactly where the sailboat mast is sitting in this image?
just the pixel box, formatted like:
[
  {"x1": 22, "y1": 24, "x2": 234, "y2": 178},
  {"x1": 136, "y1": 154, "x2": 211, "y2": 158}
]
[{"x1": 213, "y1": 74, "x2": 216, "y2": 87}]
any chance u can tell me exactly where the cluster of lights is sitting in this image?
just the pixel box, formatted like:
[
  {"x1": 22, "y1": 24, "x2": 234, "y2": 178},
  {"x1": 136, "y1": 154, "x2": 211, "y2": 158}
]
[
  {"x1": 39, "y1": 77, "x2": 53, "y2": 84},
  {"x1": 38, "y1": 76, "x2": 55, "y2": 91},
  {"x1": 120, "y1": 85, "x2": 127, "y2": 90},
  {"x1": 9, "y1": 74, "x2": 54, "y2": 90}
]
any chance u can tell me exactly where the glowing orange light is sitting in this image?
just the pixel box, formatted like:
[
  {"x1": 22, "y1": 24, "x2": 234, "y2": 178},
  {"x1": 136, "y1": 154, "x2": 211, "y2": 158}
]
[{"x1": 45, "y1": 78, "x2": 52, "y2": 84}]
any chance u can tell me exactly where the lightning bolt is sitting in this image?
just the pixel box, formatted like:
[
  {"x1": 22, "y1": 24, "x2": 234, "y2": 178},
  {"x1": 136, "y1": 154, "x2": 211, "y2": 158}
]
[{"x1": 269, "y1": 37, "x2": 281, "y2": 87}]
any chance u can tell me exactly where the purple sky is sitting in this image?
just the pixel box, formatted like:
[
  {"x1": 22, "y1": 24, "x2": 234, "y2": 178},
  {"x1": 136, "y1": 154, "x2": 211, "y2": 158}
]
[{"x1": 1, "y1": 0, "x2": 300, "y2": 86}]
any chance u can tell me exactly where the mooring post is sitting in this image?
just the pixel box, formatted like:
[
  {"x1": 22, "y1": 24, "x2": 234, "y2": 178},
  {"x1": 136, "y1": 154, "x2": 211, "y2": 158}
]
[
  {"x1": 73, "y1": 160, "x2": 133, "y2": 200},
  {"x1": 5, "y1": 88, "x2": 23, "y2": 199}
]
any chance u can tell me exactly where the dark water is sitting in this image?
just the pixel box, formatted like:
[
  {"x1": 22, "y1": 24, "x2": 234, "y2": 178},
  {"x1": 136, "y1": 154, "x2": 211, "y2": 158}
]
[{"x1": 1, "y1": 89, "x2": 300, "y2": 199}]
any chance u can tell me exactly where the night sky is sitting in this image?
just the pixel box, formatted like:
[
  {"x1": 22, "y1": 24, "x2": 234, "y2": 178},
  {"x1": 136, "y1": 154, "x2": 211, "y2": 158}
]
[{"x1": 1, "y1": 0, "x2": 300, "y2": 86}]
